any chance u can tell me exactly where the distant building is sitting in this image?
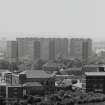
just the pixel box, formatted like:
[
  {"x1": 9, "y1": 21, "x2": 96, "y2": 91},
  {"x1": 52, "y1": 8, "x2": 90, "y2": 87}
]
[
  {"x1": 16, "y1": 37, "x2": 41, "y2": 61},
  {"x1": 17, "y1": 37, "x2": 50, "y2": 61},
  {"x1": 40, "y1": 38, "x2": 49, "y2": 60},
  {"x1": 70, "y1": 38, "x2": 92, "y2": 64},
  {"x1": 0, "y1": 37, "x2": 7, "y2": 56},
  {"x1": 54, "y1": 38, "x2": 68, "y2": 59},
  {"x1": 17, "y1": 37, "x2": 69, "y2": 61},
  {"x1": 82, "y1": 39, "x2": 92, "y2": 64},
  {"x1": 33, "y1": 39, "x2": 41, "y2": 60},
  {"x1": 6, "y1": 41, "x2": 18, "y2": 63},
  {"x1": 97, "y1": 50, "x2": 105, "y2": 61},
  {"x1": 49, "y1": 38, "x2": 68, "y2": 60},
  {"x1": 93, "y1": 41, "x2": 105, "y2": 52}
]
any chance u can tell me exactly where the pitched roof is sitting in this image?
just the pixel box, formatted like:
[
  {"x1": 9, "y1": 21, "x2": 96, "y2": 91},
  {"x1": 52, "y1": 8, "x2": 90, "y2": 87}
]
[{"x1": 20, "y1": 70, "x2": 51, "y2": 78}]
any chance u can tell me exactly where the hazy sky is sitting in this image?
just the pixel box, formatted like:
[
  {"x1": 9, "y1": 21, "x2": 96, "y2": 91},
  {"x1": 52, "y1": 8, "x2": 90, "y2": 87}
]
[{"x1": 0, "y1": 0, "x2": 104, "y2": 41}]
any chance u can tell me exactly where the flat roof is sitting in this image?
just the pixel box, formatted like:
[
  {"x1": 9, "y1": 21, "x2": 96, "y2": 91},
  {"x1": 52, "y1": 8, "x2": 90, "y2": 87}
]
[
  {"x1": 84, "y1": 65, "x2": 105, "y2": 67},
  {"x1": 85, "y1": 72, "x2": 105, "y2": 76}
]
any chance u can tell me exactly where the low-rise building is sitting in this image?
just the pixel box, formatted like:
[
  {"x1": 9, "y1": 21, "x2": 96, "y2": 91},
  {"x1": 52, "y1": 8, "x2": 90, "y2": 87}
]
[
  {"x1": 19, "y1": 70, "x2": 55, "y2": 95},
  {"x1": 4, "y1": 72, "x2": 19, "y2": 85},
  {"x1": 0, "y1": 70, "x2": 11, "y2": 83},
  {"x1": 85, "y1": 72, "x2": 105, "y2": 93}
]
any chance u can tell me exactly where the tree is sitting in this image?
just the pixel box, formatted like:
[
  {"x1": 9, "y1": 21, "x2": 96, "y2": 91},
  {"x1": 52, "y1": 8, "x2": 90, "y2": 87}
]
[
  {"x1": 73, "y1": 58, "x2": 82, "y2": 67},
  {"x1": 31, "y1": 59, "x2": 46, "y2": 70},
  {"x1": 0, "y1": 60, "x2": 9, "y2": 69},
  {"x1": 18, "y1": 55, "x2": 33, "y2": 70},
  {"x1": 8, "y1": 62, "x2": 18, "y2": 71},
  {"x1": 63, "y1": 58, "x2": 82, "y2": 68}
]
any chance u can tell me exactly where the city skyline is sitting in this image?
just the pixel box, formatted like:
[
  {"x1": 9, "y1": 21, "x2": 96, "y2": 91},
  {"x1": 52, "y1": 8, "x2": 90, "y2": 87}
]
[
  {"x1": 0, "y1": 33, "x2": 104, "y2": 42},
  {"x1": 0, "y1": 0, "x2": 104, "y2": 41}
]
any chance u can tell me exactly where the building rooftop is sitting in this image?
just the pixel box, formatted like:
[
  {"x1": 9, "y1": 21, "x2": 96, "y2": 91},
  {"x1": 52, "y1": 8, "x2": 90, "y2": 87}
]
[
  {"x1": 20, "y1": 70, "x2": 51, "y2": 78},
  {"x1": 84, "y1": 64, "x2": 105, "y2": 68},
  {"x1": 85, "y1": 72, "x2": 105, "y2": 76}
]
